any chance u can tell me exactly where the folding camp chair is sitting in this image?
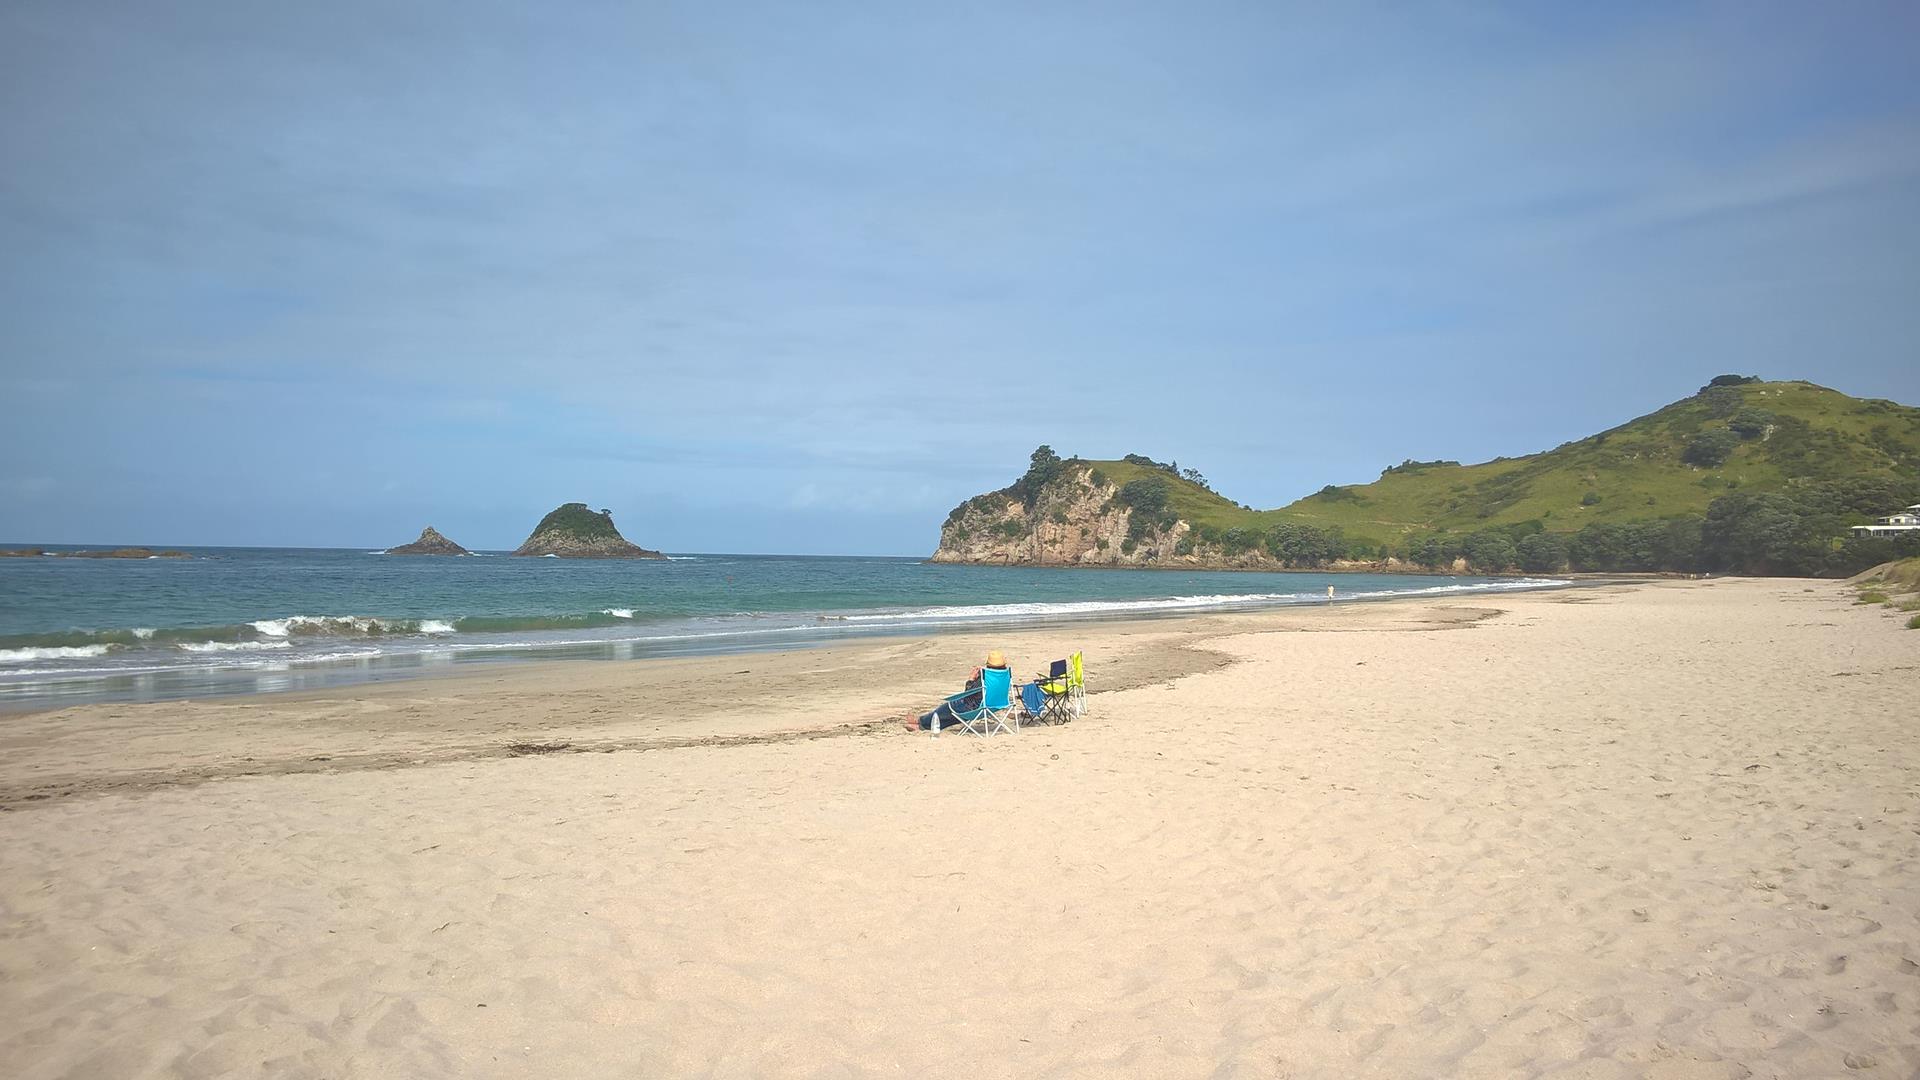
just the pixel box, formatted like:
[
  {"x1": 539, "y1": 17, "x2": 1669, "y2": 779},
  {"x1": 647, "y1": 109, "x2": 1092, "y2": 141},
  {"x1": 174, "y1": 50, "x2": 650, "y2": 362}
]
[
  {"x1": 931, "y1": 665, "x2": 1017, "y2": 737},
  {"x1": 1029, "y1": 658, "x2": 1075, "y2": 725},
  {"x1": 1068, "y1": 651, "x2": 1086, "y2": 717}
]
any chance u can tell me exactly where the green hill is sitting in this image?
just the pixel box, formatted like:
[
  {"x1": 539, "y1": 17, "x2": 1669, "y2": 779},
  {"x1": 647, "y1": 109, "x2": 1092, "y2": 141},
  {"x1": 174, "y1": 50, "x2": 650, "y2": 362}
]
[
  {"x1": 1073, "y1": 380, "x2": 1918, "y2": 548},
  {"x1": 1275, "y1": 379, "x2": 1920, "y2": 547},
  {"x1": 943, "y1": 379, "x2": 1920, "y2": 577}
]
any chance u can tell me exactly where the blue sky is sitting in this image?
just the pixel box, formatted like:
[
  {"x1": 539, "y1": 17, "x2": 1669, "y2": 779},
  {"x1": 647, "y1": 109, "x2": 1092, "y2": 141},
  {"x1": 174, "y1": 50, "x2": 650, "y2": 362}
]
[{"x1": 2, "y1": 2, "x2": 1916, "y2": 554}]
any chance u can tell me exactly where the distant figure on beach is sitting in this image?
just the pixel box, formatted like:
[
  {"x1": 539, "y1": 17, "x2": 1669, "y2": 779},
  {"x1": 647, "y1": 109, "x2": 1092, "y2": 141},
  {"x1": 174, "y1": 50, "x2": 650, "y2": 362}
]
[
  {"x1": 905, "y1": 650, "x2": 1010, "y2": 731},
  {"x1": 1327, "y1": 584, "x2": 1335, "y2": 603}
]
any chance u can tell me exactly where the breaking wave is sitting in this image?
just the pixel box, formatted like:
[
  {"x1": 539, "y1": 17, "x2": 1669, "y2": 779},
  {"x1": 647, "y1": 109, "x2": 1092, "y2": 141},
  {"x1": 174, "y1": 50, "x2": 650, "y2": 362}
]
[
  {"x1": 0, "y1": 644, "x2": 115, "y2": 662},
  {"x1": 176, "y1": 640, "x2": 294, "y2": 654}
]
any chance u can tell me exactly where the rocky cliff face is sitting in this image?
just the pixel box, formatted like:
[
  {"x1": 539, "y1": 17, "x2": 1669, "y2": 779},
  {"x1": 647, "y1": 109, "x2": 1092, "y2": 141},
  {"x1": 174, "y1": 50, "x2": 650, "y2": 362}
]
[
  {"x1": 931, "y1": 466, "x2": 1285, "y2": 569},
  {"x1": 384, "y1": 526, "x2": 470, "y2": 556},
  {"x1": 513, "y1": 503, "x2": 665, "y2": 559}
]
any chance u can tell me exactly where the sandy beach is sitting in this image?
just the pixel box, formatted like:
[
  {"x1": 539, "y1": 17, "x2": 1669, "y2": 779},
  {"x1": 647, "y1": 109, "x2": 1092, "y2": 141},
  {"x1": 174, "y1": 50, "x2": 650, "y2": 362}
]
[{"x1": 2, "y1": 578, "x2": 1916, "y2": 1078}]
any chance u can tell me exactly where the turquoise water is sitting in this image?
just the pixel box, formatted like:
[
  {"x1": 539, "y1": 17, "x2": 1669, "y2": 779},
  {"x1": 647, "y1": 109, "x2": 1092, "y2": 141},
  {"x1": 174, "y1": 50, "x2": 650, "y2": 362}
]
[{"x1": 0, "y1": 546, "x2": 1568, "y2": 709}]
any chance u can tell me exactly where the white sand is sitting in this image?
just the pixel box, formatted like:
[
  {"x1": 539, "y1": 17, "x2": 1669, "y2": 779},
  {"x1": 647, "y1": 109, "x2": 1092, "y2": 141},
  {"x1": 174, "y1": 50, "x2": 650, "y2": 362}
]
[{"x1": 2, "y1": 579, "x2": 1916, "y2": 1078}]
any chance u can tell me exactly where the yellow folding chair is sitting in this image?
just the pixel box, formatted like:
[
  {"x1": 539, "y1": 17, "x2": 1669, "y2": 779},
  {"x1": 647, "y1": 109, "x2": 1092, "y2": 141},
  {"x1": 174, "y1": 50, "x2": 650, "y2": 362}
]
[{"x1": 1068, "y1": 651, "x2": 1086, "y2": 718}]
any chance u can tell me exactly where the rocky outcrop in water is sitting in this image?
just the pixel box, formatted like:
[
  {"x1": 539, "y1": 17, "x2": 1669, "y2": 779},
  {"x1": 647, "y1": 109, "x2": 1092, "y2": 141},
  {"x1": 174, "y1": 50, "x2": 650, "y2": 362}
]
[
  {"x1": 513, "y1": 503, "x2": 665, "y2": 559},
  {"x1": 384, "y1": 527, "x2": 470, "y2": 556}
]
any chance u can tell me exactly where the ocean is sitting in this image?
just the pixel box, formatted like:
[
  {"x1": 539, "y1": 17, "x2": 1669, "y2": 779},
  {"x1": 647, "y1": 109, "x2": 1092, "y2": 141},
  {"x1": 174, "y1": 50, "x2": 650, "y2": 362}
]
[{"x1": 0, "y1": 547, "x2": 1569, "y2": 710}]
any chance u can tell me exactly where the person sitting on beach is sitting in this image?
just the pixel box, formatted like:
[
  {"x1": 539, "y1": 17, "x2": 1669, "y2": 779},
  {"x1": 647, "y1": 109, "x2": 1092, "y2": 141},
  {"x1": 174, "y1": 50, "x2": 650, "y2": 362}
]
[{"x1": 904, "y1": 650, "x2": 1010, "y2": 731}]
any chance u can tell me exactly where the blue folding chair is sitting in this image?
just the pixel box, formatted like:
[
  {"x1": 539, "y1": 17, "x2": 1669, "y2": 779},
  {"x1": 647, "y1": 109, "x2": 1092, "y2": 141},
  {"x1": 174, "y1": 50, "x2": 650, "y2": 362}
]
[{"x1": 932, "y1": 665, "x2": 1017, "y2": 737}]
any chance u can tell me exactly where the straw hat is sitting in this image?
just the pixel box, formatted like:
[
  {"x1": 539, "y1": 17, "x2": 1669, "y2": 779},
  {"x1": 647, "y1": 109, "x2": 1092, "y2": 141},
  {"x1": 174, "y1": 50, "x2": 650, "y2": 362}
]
[{"x1": 985, "y1": 649, "x2": 1008, "y2": 669}]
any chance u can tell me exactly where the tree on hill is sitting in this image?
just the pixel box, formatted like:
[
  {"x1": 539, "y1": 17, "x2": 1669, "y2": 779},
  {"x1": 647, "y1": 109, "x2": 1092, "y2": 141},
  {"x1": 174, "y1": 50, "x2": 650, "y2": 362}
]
[
  {"x1": 1727, "y1": 408, "x2": 1774, "y2": 438},
  {"x1": 1011, "y1": 445, "x2": 1064, "y2": 507},
  {"x1": 1682, "y1": 430, "x2": 1740, "y2": 467},
  {"x1": 1465, "y1": 532, "x2": 1518, "y2": 572},
  {"x1": 1515, "y1": 532, "x2": 1567, "y2": 573}
]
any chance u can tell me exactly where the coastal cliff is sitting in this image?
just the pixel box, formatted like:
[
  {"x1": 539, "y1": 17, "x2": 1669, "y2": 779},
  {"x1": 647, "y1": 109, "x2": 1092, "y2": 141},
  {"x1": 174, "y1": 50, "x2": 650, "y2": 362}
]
[
  {"x1": 513, "y1": 504, "x2": 665, "y2": 559},
  {"x1": 931, "y1": 454, "x2": 1329, "y2": 571},
  {"x1": 933, "y1": 467, "x2": 1188, "y2": 567},
  {"x1": 384, "y1": 527, "x2": 470, "y2": 556}
]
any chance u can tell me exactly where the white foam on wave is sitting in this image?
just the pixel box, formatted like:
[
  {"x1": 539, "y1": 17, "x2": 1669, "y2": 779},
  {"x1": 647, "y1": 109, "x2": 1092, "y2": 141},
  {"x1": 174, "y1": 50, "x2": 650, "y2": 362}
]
[
  {"x1": 0, "y1": 661, "x2": 189, "y2": 680},
  {"x1": 836, "y1": 579, "x2": 1574, "y2": 624},
  {"x1": 838, "y1": 592, "x2": 1316, "y2": 622},
  {"x1": 445, "y1": 623, "x2": 824, "y2": 652},
  {"x1": 666, "y1": 556, "x2": 698, "y2": 561},
  {"x1": 177, "y1": 640, "x2": 293, "y2": 653},
  {"x1": 1339, "y1": 578, "x2": 1572, "y2": 601},
  {"x1": 289, "y1": 649, "x2": 384, "y2": 665},
  {"x1": 248, "y1": 615, "x2": 391, "y2": 637},
  {"x1": 0, "y1": 644, "x2": 114, "y2": 662},
  {"x1": 131, "y1": 628, "x2": 156, "y2": 640},
  {"x1": 418, "y1": 620, "x2": 457, "y2": 634},
  {"x1": 601, "y1": 608, "x2": 635, "y2": 619}
]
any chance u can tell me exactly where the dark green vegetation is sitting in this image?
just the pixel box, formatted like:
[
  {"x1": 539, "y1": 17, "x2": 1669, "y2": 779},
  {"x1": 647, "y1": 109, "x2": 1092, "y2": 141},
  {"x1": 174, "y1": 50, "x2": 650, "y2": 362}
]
[
  {"x1": 960, "y1": 380, "x2": 1920, "y2": 576},
  {"x1": 514, "y1": 503, "x2": 664, "y2": 558},
  {"x1": 1276, "y1": 380, "x2": 1919, "y2": 543},
  {"x1": 528, "y1": 503, "x2": 624, "y2": 541}
]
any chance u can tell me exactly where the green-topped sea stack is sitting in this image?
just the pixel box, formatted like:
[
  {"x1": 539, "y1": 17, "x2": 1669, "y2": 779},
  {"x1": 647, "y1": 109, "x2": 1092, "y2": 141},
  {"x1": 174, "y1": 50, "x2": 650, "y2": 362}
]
[
  {"x1": 513, "y1": 503, "x2": 665, "y2": 559},
  {"x1": 384, "y1": 526, "x2": 470, "y2": 556}
]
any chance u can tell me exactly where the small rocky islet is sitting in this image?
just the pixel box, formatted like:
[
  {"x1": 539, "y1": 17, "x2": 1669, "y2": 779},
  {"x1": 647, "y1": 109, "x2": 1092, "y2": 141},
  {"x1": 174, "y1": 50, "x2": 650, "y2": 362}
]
[
  {"x1": 512, "y1": 503, "x2": 664, "y2": 559},
  {"x1": 383, "y1": 526, "x2": 471, "y2": 556}
]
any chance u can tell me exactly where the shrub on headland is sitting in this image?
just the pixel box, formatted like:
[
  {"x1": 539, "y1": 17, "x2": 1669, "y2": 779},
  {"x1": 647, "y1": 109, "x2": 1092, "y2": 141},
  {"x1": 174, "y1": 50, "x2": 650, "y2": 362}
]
[
  {"x1": 1378, "y1": 478, "x2": 1920, "y2": 576},
  {"x1": 1682, "y1": 429, "x2": 1740, "y2": 467}
]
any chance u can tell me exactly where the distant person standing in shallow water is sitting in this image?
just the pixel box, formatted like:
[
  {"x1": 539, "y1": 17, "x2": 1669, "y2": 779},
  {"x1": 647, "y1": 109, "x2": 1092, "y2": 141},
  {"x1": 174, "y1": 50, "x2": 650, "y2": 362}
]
[{"x1": 1327, "y1": 584, "x2": 1335, "y2": 603}]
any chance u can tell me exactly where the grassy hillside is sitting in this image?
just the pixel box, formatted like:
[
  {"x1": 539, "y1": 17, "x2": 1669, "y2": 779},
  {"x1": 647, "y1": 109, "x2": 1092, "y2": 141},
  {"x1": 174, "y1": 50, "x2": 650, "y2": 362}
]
[
  {"x1": 957, "y1": 380, "x2": 1919, "y2": 575},
  {"x1": 1075, "y1": 380, "x2": 1920, "y2": 547},
  {"x1": 1268, "y1": 380, "x2": 1920, "y2": 547},
  {"x1": 1083, "y1": 458, "x2": 1276, "y2": 534}
]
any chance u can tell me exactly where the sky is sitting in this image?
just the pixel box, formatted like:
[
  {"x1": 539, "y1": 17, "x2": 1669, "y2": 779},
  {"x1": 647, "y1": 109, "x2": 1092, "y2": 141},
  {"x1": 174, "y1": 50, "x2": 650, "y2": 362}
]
[{"x1": 2, "y1": 2, "x2": 1917, "y2": 555}]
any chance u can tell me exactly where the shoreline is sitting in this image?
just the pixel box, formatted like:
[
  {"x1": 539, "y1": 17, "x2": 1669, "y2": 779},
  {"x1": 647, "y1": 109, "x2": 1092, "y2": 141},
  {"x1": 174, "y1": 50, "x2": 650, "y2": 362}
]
[
  {"x1": 0, "y1": 587, "x2": 1523, "y2": 807},
  {"x1": 0, "y1": 573, "x2": 1594, "y2": 715},
  {"x1": 925, "y1": 553, "x2": 1687, "y2": 577}
]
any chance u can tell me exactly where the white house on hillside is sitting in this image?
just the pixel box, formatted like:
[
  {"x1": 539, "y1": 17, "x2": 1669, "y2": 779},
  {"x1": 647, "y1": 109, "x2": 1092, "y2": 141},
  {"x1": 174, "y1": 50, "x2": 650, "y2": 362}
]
[{"x1": 1851, "y1": 503, "x2": 1920, "y2": 536}]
